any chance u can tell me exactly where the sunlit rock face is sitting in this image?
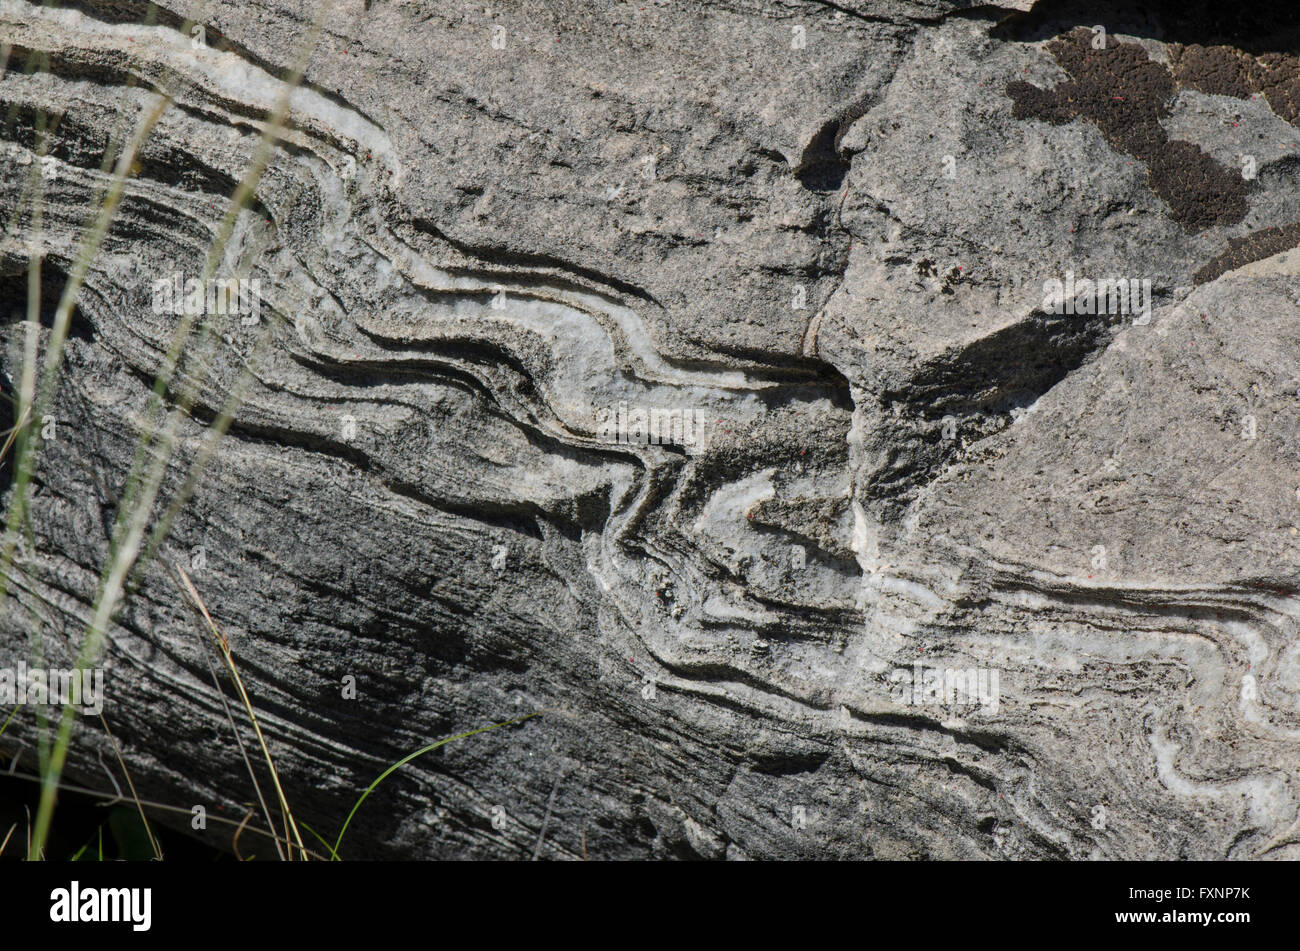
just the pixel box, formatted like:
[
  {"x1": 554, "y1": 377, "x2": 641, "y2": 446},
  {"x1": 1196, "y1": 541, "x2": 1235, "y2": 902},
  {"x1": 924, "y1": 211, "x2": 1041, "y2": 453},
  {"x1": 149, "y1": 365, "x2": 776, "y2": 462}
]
[{"x1": 1, "y1": 0, "x2": 1299, "y2": 859}]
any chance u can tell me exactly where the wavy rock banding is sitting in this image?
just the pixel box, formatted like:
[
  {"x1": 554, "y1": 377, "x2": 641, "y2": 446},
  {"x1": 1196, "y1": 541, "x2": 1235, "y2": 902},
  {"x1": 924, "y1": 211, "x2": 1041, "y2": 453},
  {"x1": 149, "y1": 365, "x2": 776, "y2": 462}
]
[{"x1": 1, "y1": 0, "x2": 1299, "y2": 859}]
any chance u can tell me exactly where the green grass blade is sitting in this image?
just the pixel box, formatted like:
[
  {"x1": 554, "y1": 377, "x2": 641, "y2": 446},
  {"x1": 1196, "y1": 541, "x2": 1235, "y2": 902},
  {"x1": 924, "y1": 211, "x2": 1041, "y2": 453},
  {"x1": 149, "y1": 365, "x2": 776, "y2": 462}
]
[
  {"x1": 299, "y1": 822, "x2": 338, "y2": 862},
  {"x1": 70, "y1": 823, "x2": 105, "y2": 862},
  {"x1": 331, "y1": 713, "x2": 541, "y2": 860}
]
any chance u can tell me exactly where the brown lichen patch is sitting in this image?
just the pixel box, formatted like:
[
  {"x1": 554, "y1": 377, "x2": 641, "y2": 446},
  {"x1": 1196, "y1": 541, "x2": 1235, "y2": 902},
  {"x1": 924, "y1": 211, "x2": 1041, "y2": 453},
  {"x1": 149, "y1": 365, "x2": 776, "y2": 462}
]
[
  {"x1": 1007, "y1": 26, "x2": 1300, "y2": 282},
  {"x1": 1165, "y1": 44, "x2": 1300, "y2": 280},
  {"x1": 1168, "y1": 45, "x2": 1263, "y2": 101},
  {"x1": 1169, "y1": 44, "x2": 1300, "y2": 127},
  {"x1": 1192, "y1": 222, "x2": 1300, "y2": 283},
  {"x1": 1006, "y1": 27, "x2": 1249, "y2": 232}
]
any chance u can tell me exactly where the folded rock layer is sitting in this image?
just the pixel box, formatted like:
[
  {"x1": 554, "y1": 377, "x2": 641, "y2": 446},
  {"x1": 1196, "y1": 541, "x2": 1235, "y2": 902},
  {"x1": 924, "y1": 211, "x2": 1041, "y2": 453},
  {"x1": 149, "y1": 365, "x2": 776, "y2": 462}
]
[{"x1": 1, "y1": 0, "x2": 1298, "y2": 859}]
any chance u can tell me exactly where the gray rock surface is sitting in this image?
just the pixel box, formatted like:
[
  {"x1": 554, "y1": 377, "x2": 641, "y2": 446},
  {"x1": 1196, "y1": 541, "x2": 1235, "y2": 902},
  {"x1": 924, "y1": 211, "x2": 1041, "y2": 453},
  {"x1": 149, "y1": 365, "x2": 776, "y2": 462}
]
[{"x1": 1, "y1": 0, "x2": 1299, "y2": 858}]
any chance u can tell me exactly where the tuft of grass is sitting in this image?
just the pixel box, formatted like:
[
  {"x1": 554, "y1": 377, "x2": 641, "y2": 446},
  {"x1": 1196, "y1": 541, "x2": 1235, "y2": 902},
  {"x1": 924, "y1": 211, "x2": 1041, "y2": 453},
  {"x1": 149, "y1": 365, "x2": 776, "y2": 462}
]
[
  {"x1": 167, "y1": 560, "x2": 286, "y2": 860},
  {"x1": 4, "y1": 767, "x2": 326, "y2": 859},
  {"x1": 168, "y1": 562, "x2": 545, "y2": 861},
  {"x1": 3, "y1": 1, "x2": 329, "y2": 860},
  {"x1": 98, "y1": 713, "x2": 161, "y2": 860},
  {"x1": 2, "y1": 2, "x2": 541, "y2": 863},
  {"x1": 12, "y1": 94, "x2": 173, "y2": 861},
  {"x1": 172, "y1": 564, "x2": 308, "y2": 860}
]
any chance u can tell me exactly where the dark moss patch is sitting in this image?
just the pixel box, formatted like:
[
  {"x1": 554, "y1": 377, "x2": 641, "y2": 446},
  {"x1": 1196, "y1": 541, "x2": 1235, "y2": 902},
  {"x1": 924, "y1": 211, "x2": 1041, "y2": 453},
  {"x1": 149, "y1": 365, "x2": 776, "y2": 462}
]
[
  {"x1": 1166, "y1": 44, "x2": 1300, "y2": 281},
  {"x1": 993, "y1": 0, "x2": 1300, "y2": 57},
  {"x1": 1005, "y1": 14, "x2": 1300, "y2": 281},
  {"x1": 1192, "y1": 222, "x2": 1300, "y2": 283},
  {"x1": 1006, "y1": 27, "x2": 1249, "y2": 231},
  {"x1": 1169, "y1": 44, "x2": 1300, "y2": 126}
]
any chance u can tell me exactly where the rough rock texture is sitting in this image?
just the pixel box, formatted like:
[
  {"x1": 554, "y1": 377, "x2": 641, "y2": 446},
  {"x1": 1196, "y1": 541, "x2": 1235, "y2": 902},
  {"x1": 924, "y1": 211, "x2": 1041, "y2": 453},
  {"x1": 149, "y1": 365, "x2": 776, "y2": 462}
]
[{"x1": 1, "y1": 0, "x2": 1299, "y2": 859}]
